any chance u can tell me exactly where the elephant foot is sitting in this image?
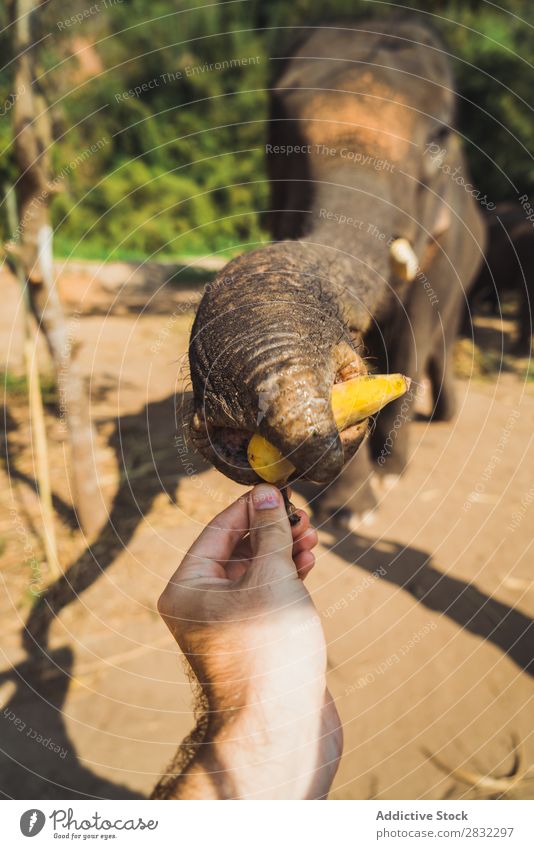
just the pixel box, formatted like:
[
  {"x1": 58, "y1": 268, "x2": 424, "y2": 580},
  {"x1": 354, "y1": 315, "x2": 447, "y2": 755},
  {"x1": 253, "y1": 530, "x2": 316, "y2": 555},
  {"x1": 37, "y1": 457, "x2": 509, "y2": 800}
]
[
  {"x1": 313, "y1": 474, "x2": 379, "y2": 531},
  {"x1": 430, "y1": 381, "x2": 457, "y2": 422},
  {"x1": 427, "y1": 353, "x2": 457, "y2": 422},
  {"x1": 431, "y1": 397, "x2": 456, "y2": 422},
  {"x1": 316, "y1": 504, "x2": 378, "y2": 534},
  {"x1": 375, "y1": 472, "x2": 401, "y2": 494}
]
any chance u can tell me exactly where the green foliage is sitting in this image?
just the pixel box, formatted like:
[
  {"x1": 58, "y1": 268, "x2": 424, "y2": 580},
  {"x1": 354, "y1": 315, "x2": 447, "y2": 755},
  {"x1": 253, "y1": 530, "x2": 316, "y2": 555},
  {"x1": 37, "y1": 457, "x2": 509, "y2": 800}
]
[
  {"x1": 1, "y1": 370, "x2": 58, "y2": 405},
  {"x1": 0, "y1": 0, "x2": 533, "y2": 257},
  {"x1": 439, "y1": 2, "x2": 534, "y2": 199}
]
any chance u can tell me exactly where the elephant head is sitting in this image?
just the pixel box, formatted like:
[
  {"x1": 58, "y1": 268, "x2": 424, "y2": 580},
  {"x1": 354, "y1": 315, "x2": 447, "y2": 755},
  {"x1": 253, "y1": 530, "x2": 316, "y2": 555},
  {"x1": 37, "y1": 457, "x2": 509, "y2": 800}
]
[{"x1": 188, "y1": 18, "x2": 464, "y2": 485}]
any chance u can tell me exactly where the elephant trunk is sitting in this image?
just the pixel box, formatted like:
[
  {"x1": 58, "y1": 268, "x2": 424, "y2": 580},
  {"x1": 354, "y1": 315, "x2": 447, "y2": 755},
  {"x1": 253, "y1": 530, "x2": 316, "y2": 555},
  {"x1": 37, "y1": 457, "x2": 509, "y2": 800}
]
[
  {"x1": 189, "y1": 243, "x2": 366, "y2": 484},
  {"x1": 253, "y1": 353, "x2": 343, "y2": 484}
]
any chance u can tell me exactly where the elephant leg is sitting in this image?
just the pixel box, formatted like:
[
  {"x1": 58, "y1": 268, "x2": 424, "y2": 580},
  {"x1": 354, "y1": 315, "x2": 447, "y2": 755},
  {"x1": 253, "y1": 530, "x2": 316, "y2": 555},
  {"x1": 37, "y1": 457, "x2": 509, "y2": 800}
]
[
  {"x1": 513, "y1": 276, "x2": 533, "y2": 355},
  {"x1": 460, "y1": 298, "x2": 474, "y2": 338},
  {"x1": 428, "y1": 270, "x2": 475, "y2": 421},
  {"x1": 313, "y1": 439, "x2": 380, "y2": 530},
  {"x1": 427, "y1": 326, "x2": 458, "y2": 422},
  {"x1": 371, "y1": 384, "x2": 418, "y2": 480},
  {"x1": 369, "y1": 298, "x2": 434, "y2": 480}
]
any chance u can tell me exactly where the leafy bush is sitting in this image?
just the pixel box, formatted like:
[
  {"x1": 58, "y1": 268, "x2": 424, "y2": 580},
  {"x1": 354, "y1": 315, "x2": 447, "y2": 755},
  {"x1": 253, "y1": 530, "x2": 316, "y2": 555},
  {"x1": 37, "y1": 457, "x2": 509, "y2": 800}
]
[{"x1": 0, "y1": 0, "x2": 532, "y2": 258}]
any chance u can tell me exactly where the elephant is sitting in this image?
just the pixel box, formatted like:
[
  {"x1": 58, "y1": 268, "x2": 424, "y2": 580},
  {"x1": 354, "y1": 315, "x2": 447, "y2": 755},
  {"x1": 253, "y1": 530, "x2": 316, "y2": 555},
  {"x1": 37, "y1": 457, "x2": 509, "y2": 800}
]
[
  {"x1": 188, "y1": 17, "x2": 486, "y2": 527},
  {"x1": 464, "y1": 202, "x2": 534, "y2": 355}
]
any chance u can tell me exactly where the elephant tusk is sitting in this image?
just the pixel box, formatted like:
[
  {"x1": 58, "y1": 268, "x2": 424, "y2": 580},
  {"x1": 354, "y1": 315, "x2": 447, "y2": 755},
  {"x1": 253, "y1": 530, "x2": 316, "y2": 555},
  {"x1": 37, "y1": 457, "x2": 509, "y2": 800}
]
[{"x1": 390, "y1": 238, "x2": 419, "y2": 282}]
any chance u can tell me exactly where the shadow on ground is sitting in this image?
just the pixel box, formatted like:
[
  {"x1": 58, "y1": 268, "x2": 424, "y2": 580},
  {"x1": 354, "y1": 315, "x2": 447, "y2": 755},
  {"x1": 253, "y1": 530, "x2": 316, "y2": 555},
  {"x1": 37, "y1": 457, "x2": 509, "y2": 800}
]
[
  {"x1": 326, "y1": 527, "x2": 534, "y2": 676},
  {"x1": 0, "y1": 391, "x2": 206, "y2": 799},
  {"x1": 2, "y1": 387, "x2": 532, "y2": 797}
]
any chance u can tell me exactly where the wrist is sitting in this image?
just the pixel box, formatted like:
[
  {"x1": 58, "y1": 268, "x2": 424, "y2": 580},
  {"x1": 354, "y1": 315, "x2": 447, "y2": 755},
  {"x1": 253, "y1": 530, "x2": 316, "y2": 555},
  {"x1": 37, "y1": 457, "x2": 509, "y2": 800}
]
[
  {"x1": 200, "y1": 613, "x2": 328, "y2": 729},
  {"x1": 199, "y1": 689, "x2": 326, "y2": 799},
  {"x1": 182, "y1": 613, "x2": 330, "y2": 798}
]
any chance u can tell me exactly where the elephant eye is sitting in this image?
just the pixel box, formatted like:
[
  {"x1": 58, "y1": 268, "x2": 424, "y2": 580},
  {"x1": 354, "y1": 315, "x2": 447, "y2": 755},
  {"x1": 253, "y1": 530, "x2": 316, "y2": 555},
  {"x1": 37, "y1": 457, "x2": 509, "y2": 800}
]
[
  {"x1": 428, "y1": 125, "x2": 450, "y2": 147},
  {"x1": 422, "y1": 125, "x2": 451, "y2": 182}
]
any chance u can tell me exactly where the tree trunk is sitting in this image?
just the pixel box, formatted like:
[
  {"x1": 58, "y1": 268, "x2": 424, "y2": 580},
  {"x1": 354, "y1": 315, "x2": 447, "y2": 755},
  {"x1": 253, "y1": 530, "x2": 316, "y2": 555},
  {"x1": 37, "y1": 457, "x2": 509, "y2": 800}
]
[{"x1": 8, "y1": 0, "x2": 105, "y2": 537}]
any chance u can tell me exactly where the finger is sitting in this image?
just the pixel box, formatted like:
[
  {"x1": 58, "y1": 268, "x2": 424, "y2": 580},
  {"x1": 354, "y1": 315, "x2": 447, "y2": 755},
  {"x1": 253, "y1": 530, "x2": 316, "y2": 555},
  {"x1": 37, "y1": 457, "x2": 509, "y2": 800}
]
[
  {"x1": 231, "y1": 514, "x2": 317, "y2": 574},
  {"x1": 294, "y1": 549, "x2": 315, "y2": 580},
  {"x1": 292, "y1": 528, "x2": 318, "y2": 558},
  {"x1": 291, "y1": 509, "x2": 310, "y2": 539},
  {"x1": 178, "y1": 495, "x2": 249, "y2": 580},
  {"x1": 246, "y1": 484, "x2": 294, "y2": 579}
]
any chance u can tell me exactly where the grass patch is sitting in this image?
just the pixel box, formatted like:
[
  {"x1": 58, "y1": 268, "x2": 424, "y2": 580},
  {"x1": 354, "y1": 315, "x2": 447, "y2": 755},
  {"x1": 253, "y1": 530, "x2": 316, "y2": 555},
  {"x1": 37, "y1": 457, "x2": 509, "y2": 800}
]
[
  {"x1": 454, "y1": 338, "x2": 532, "y2": 381},
  {"x1": 2, "y1": 371, "x2": 58, "y2": 405},
  {"x1": 454, "y1": 338, "x2": 511, "y2": 379},
  {"x1": 52, "y1": 235, "x2": 261, "y2": 264}
]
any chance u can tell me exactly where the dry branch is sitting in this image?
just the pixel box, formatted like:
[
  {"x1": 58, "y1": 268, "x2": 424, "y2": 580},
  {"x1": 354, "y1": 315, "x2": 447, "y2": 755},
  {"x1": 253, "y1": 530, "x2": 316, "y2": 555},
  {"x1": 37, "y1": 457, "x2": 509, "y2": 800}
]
[{"x1": 428, "y1": 734, "x2": 532, "y2": 796}]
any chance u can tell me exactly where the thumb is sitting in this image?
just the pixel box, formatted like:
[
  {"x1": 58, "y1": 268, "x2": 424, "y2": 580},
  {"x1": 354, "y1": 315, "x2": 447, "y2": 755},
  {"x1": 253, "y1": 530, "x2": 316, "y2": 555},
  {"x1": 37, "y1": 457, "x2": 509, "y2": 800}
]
[{"x1": 247, "y1": 484, "x2": 294, "y2": 578}]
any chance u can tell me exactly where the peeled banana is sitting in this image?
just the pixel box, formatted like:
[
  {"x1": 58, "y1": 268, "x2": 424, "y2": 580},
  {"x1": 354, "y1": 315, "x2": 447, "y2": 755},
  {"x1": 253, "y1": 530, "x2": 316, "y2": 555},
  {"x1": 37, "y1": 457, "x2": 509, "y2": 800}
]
[
  {"x1": 247, "y1": 433, "x2": 295, "y2": 484},
  {"x1": 329, "y1": 372, "x2": 411, "y2": 430},
  {"x1": 247, "y1": 372, "x2": 411, "y2": 484}
]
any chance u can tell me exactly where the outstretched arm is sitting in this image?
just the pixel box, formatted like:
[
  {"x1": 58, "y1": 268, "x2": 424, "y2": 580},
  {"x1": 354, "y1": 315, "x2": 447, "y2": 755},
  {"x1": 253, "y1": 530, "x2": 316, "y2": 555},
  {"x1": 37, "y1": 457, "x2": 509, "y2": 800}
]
[{"x1": 154, "y1": 484, "x2": 342, "y2": 800}]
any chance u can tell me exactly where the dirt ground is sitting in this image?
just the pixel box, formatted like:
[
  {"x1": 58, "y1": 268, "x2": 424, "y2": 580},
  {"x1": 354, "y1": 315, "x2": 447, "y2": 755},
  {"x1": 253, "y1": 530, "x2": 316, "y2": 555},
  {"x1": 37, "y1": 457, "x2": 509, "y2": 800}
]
[{"x1": 1, "y1": 260, "x2": 533, "y2": 800}]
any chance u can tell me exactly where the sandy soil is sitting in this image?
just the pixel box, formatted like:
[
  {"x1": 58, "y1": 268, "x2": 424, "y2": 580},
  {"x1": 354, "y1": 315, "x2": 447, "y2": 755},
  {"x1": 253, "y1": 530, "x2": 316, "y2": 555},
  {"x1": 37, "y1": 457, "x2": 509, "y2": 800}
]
[{"x1": 1, "y1": 262, "x2": 533, "y2": 800}]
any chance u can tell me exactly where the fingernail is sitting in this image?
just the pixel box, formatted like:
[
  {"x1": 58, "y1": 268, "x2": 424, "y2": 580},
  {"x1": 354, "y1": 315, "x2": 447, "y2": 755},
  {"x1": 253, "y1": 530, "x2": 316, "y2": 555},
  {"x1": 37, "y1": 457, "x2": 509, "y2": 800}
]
[{"x1": 252, "y1": 484, "x2": 280, "y2": 510}]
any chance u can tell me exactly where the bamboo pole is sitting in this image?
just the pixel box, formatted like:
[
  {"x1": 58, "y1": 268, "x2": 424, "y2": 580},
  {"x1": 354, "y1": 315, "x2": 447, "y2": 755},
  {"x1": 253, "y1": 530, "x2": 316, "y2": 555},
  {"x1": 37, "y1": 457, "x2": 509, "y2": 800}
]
[{"x1": 5, "y1": 186, "x2": 60, "y2": 578}]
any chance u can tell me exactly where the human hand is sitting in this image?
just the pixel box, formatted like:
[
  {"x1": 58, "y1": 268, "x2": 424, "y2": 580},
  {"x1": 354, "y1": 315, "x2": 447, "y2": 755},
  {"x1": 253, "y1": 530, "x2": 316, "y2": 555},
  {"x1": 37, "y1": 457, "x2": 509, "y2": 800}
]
[{"x1": 157, "y1": 484, "x2": 342, "y2": 799}]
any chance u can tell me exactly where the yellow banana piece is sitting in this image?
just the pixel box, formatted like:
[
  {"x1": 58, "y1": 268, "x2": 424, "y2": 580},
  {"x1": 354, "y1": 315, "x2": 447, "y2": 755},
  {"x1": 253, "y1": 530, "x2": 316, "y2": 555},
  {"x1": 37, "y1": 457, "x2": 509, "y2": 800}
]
[
  {"x1": 247, "y1": 433, "x2": 295, "y2": 484},
  {"x1": 247, "y1": 373, "x2": 411, "y2": 484},
  {"x1": 330, "y1": 372, "x2": 411, "y2": 430}
]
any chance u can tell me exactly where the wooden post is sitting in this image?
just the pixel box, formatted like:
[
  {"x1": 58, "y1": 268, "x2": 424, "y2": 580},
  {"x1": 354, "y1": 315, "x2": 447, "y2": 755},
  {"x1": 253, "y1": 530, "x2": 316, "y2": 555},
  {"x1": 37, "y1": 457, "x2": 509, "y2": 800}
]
[
  {"x1": 7, "y1": 0, "x2": 106, "y2": 537},
  {"x1": 5, "y1": 187, "x2": 60, "y2": 578}
]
